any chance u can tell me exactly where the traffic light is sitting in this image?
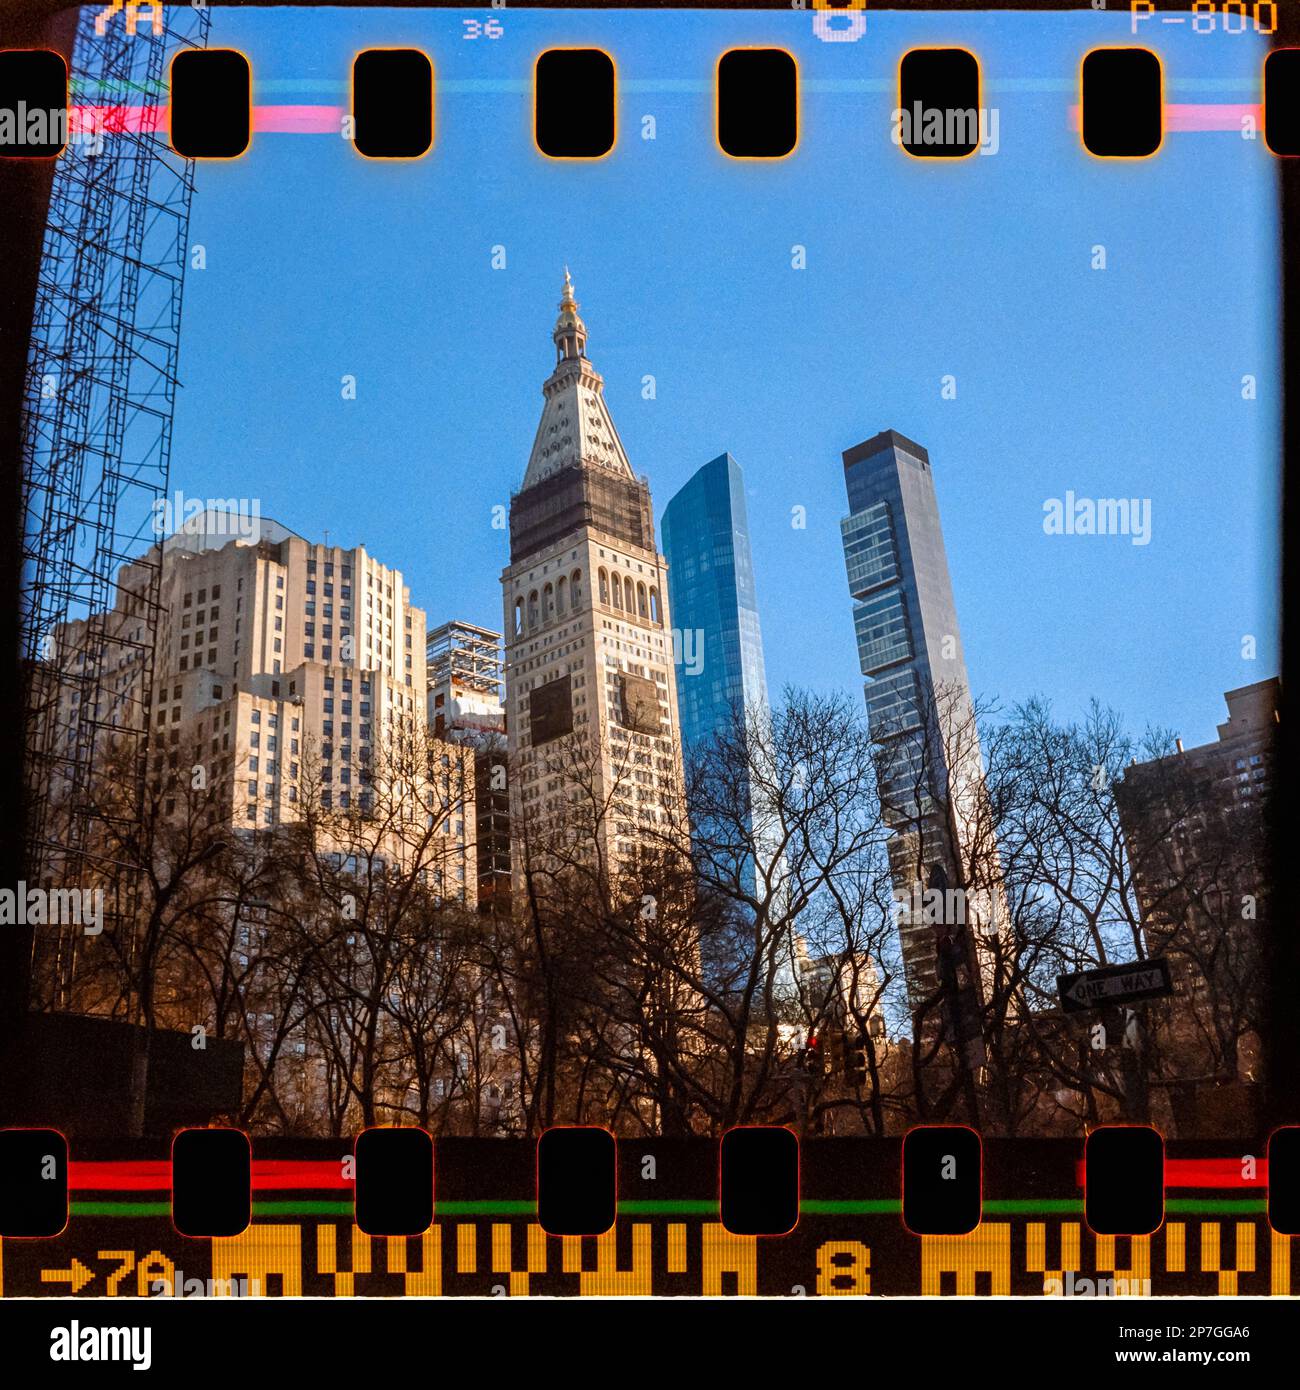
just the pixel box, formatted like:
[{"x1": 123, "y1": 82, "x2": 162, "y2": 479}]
[{"x1": 802, "y1": 1033, "x2": 827, "y2": 1075}]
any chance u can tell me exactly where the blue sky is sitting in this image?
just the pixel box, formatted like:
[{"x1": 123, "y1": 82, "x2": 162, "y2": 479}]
[{"x1": 169, "y1": 6, "x2": 1279, "y2": 750}]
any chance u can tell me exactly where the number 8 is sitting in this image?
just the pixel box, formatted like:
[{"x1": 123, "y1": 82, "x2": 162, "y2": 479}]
[{"x1": 813, "y1": 0, "x2": 867, "y2": 45}]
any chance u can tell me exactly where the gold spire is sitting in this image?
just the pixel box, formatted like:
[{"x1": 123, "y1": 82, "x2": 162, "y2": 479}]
[{"x1": 553, "y1": 266, "x2": 587, "y2": 361}]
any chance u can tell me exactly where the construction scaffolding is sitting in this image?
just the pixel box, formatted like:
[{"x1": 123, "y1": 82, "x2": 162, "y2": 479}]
[
  {"x1": 427, "y1": 620, "x2": 505, "y2": 700},
  {"x1": 20, "y1": 5, "x2": 210, "y2": 1006}
]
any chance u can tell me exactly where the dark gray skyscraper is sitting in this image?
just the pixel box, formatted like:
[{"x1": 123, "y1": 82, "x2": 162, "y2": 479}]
[{"x1": 840, "y1": 429, "x2": 1003, "y2": 1030}]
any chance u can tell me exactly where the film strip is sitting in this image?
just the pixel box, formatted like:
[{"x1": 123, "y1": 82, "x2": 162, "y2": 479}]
[
  {"x1": 1, "y1": 1137, "x2": 1298, "y2": 1297},
  {"x1": 0, "y1": 1, "x2": 1296, "y2": 1354},
  {"x1": 2, "y1": 21, "x2": 1299, "y2": 161}
]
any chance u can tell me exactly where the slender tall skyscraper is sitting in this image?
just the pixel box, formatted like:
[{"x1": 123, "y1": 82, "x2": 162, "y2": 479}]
[
  {"x1": 661, "y1": 453, "x2": 771, "y2": 755},
  {"x1": 502, "y1": 273, "x2": 686, "y2": 882},
  {"x1": 840, "y1": 429, "x2": 1002, "y2": 1029},
  {"x1": 663, "y1": 453, "x2": 796, "y2": 993}
]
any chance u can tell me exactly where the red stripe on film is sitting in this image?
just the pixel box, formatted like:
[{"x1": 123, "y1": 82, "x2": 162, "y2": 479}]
[{"x1": 68, "y1": 1160, "x2": 350, "y2": 1191}]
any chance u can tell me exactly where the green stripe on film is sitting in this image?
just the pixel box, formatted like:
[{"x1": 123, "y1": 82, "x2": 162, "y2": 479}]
[
  {"x1": 986, "y1": 1199, "x2": 1081, "y2": 1215},
  {"x1": 1167, "y1": 1198, "x2": 1266, "y2": 1215},
  {"x1": 802, "y1": 1200, "x2": 899, "y2": 1215},
  {"x1": 255, "y1": 1200, "x2": 353, "y2": 1216},
  {"x1": 617, "y1": 1200, "x2": 714, "y2": 1215},
  {"x1": 72, "y1": 1201, "x2": 170, "y2": 1217},
  {"x1": 434, "y1": 1200, "x2": 537, "y2": 1216},
  {"x1": 67, "y1": 1196, "x2": 1268, "y2": 1219}
]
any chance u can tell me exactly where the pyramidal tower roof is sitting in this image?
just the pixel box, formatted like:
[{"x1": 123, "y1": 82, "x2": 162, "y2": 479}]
[{"x1": 521, "y1": 270, "x2": 635, "y2": 491}]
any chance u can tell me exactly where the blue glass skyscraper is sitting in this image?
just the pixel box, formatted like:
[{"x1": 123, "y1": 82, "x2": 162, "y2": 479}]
[
  {"x1": 661, "y1": 453, "x2": 771, "y2": 757},
  {"x1": 663, "y1": 454, "x2": 796, "y2": 996}
]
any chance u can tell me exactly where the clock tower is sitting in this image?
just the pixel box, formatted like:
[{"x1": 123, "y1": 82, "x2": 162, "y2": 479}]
[{"x1": 502, "y1": 273, "x2": 687, "y2": 886}]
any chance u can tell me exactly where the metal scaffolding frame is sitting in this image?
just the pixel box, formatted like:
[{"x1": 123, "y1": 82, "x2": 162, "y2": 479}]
[
  {"x1": 427, "y1": 620, "x2": 505, "y2": 699},
  {"x1": 20, "y1": 6, "x2": 210, "y2": 1004}
]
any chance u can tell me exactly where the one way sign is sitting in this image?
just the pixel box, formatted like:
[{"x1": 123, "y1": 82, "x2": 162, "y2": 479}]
[{"x1": 1057, "y1": 957, "x2": 1173, "y2": 1014}]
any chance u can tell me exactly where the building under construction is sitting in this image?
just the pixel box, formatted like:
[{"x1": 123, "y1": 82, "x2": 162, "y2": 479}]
[
  {"x1": 427, "y1": 620, "x2": 512, "y2": 916},
  {"x1": 20, "y1": 5, "x2": 210, "y2": 1007}
]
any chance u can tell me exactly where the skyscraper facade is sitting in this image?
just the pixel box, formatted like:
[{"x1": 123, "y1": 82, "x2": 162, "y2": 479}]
[
  {"x1": 1115, "y1": 680, "x2": 1277, "y2": 995},
  {"x1": 840, "y1": 430, "x2": 1002, "y2": 1024},
  {"x1": 661, "y1": 451, "x2": 792, "y2": 964},
  {"x1": 44, "y1": 509, "x2": 475, "y2": 895},
  {"x1": 501, "y1": 274, "x2": 687, "y2": 879},
  {"x1": 661, "y1": 452, "x2": 771, "y2": 755},
  {"x1": 427, "y1": 620, "x2": 512, "y2": 916}
]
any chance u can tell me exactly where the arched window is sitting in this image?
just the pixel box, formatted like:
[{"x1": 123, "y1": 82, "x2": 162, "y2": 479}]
[
  {"x1": 556, "y1": 576, "x2": 567, "y2": 614},
  {"x1": 624, "y1": 576, "x2": 635, "y2": 612},
  {"x1": 514, "y1": 597, "x2": 524, "y2": 637},
  {"x1": 571, "y1": 569, "x2": 582, "y2": 605},
  {"x1": 636, "y1": 581, "x2": 648, "y2": 619},
  {"x1": 610, "y1": 573, "x2": 622, "y2": 608},
  {"x1": 598, "y1": 568, "x2": 609, "y2": 604},
  {"x1": 527, "y1": 590, "x2": 539, "y2": 629},
  {"x1": 649, "y1": 587, "x2": 661, "y2": 625},
  {"x1": 543, "y1": 582, "x2": 554, "y2": 621}
]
